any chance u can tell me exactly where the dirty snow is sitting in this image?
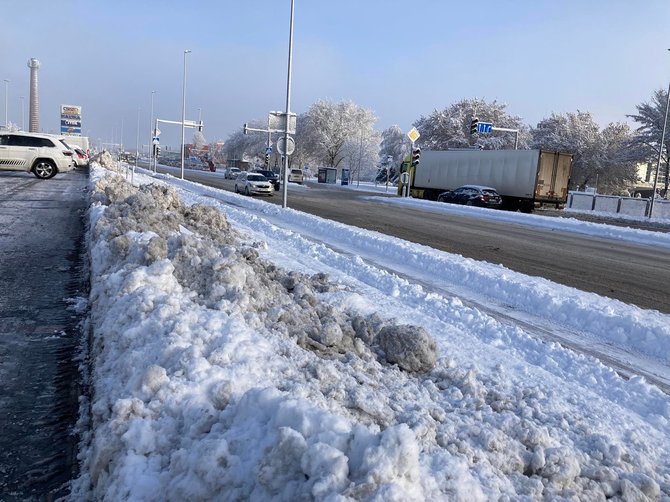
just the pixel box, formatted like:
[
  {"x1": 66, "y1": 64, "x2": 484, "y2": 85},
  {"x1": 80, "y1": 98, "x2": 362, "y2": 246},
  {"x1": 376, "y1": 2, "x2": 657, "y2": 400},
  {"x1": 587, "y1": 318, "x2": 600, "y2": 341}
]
[{"x1": 71, "y1": 155, "x2": 670, "y2": 500}]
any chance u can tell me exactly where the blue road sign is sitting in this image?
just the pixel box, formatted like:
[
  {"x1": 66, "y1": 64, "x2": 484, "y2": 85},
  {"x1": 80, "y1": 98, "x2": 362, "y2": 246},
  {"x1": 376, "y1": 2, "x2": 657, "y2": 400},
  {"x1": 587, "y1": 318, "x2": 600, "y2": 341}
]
[
  {"x1": 477, "y1": 122, "x2": 493, "y2": 133},
  {"x1": 265, "y1": 146, "x2": 273, "y2": 153}
]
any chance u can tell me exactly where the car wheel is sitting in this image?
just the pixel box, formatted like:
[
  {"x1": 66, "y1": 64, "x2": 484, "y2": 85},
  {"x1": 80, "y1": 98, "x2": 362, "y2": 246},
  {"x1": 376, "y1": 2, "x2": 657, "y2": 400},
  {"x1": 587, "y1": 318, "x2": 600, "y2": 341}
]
[
  {"x1": 234, "y1": 184, "x2": 239, "y2": 193},
  {"x1": 466, "y1": 200, "x2": 473, "y2": 206},
  {"x1": 245, "y1": 186, "x2": 251, "y2": 196},
  {"x1": 33, "y1": 160, "x2": 57, "y2": 179}
]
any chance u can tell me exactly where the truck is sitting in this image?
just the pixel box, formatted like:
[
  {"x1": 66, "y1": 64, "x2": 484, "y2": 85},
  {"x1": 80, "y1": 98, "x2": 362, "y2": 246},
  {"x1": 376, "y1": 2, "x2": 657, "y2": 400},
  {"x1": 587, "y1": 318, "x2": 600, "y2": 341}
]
[{"x1": 407, "y1": 149, "x2": 572, "y2": 212}]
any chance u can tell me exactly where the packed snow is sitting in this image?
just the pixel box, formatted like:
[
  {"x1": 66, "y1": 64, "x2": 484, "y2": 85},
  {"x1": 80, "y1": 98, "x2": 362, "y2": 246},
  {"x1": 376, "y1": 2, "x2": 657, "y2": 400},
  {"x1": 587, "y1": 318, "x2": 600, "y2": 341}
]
[{"x1": 72, "y1": 155, "x2": 670, "y2": 500}]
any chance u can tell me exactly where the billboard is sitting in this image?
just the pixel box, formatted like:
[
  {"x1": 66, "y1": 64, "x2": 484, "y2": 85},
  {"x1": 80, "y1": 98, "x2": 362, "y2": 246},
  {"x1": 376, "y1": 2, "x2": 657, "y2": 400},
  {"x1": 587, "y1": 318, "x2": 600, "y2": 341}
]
[{"x1": 60, "y1": 104, "x2": 82, "y2": 136}]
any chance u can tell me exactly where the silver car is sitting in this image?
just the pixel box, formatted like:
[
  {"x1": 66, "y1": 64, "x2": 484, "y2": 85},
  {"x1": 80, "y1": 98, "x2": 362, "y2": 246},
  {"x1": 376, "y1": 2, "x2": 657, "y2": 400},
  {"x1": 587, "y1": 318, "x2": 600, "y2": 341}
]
[{"x1": 234, "y1": 172, "x2": 274, "y2": 196}]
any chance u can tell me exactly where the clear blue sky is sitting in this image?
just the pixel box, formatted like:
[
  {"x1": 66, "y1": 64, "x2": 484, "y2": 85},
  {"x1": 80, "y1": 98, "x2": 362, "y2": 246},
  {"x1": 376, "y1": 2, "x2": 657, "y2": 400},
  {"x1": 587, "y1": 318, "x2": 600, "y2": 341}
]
[{"x1": 2, "y1": 0, "x2": 670, "y2": 150}]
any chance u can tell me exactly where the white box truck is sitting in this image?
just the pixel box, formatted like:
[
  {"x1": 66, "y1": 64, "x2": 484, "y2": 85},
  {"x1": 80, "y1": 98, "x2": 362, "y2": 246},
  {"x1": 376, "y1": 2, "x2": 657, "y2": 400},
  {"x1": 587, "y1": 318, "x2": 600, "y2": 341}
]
[{"x1": 408, "y1": 149, "x2": 572, "y2": 212}]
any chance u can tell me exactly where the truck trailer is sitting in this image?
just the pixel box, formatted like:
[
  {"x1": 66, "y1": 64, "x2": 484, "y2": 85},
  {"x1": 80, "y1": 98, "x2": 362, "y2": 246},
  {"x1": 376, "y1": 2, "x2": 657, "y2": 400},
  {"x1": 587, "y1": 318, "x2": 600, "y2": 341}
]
[{"x1": 408, "y1": 149, "x2": 572, "y2": 212}]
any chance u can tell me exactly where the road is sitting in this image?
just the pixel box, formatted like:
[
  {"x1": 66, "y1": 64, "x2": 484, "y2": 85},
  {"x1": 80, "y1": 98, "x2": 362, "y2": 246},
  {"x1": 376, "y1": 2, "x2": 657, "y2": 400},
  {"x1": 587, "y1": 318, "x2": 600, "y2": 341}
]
[{"x1": 143, "y1": 164, "x2": 670, "y2": 314}]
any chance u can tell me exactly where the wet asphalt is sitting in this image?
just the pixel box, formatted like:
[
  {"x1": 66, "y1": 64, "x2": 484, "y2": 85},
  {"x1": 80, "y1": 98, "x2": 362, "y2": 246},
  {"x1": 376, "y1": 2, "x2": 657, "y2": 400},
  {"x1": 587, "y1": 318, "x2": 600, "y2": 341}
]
[{"x1": 0, "y1": 167, "x2": 89, "y2": 500}]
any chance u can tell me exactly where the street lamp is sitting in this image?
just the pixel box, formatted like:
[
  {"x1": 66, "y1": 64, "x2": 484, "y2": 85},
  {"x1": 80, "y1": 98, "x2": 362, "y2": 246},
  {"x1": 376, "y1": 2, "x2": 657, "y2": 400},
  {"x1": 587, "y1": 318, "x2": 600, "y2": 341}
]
[
  {"x1": 181, "y1": 49, "x2": 191, "y2": 180},
  {"x1": 149, "y1": 90, "x2": 155, "y2": 172},
  {"x1": 3, "y1": 79, "x2": 9, "y2": 128},
  {"x1": 650, "y1": 48, "x2": 670, "y2": 219},
  {"x1": 280, "y1": 0, "x2": 295, "y2": 208},
  {"x1": 19, "y1": 96, "x2": 24, "y2": 130}
]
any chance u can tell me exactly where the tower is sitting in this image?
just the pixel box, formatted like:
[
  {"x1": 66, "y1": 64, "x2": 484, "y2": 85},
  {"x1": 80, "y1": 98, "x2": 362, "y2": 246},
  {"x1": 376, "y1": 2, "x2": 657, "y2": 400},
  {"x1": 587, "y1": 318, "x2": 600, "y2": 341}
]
[{"x1": 27, "y1": 58, "x2": 40, "y2": 133}]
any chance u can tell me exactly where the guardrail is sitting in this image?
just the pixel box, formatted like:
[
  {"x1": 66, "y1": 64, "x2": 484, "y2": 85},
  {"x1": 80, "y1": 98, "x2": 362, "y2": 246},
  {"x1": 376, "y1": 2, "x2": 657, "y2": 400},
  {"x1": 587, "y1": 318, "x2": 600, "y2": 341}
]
[{"x1": 567, "y1": 192, "x2": 670, "y2": 219}]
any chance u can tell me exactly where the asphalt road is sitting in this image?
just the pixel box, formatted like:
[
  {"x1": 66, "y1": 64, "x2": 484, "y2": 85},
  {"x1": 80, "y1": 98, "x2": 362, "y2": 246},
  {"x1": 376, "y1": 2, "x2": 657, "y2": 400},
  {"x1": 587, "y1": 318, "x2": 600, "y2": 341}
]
[{"x1": 147, "y1": 165, "x2": 670, "y2": 314}]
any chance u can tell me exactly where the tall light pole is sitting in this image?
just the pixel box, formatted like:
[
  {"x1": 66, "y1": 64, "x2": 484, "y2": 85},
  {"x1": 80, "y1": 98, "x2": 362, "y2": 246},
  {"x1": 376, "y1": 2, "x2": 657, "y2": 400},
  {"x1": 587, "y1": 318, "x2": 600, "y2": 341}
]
[
  {"x1": 149, "y1": 90, "x2": 155, "y2": 172},
  {"x1": 19, "y1": 96, "x2": 24, "y2": 130},
  {"x1": 3, "y1": 79, "x2": 9, "y2": 128},
  {"x1": 181, "y1": 49, "x2": 191, "y2": 180},
  {"x1": 650, "y1": 48, "x2": 670, "y2": 219},
  {"x1": 135, "y1": 106, "x2": 141, "y2": 173},
  {"x1": 281, "y1": 0, "x2": 295, "y2": 208}
]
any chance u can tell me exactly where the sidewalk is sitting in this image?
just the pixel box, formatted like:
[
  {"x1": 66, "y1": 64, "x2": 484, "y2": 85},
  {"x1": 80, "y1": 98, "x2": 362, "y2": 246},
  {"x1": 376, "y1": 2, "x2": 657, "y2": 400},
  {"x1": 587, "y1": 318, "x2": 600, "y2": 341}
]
[{"x1": 0, "y1": 167, "x2": 89, "y2": 499}]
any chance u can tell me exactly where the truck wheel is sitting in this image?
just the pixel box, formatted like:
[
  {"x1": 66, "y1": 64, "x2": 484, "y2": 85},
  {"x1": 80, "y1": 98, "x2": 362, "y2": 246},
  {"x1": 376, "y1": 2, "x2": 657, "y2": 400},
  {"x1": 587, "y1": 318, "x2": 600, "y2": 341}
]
[{"x1": 33, "y1": 160, "x2": 57, "y2": 179}]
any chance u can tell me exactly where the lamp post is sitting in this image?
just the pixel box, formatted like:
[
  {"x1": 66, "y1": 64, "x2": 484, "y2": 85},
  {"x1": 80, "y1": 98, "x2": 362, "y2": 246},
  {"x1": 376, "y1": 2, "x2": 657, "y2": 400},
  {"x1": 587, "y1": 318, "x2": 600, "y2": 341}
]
[
  {"x1": 280, "y1": 0, "x2": 295, "y2": 208},
  {"x1": 135, "y1": 106, "x2": 140, "y2": 178},
  {"x1": 3, "y1": 79, "x2": 9, "y2": 127},
  {"x1": 149, "y1": 90, "x2": 155, "y2": 172},
  {"x1": 650, "y1": 49, "x2": 670, "y2": 219},
  {"x1": 19, "y1": 96, "x2": 24, "y2": 130},
  {"x1": 181, "y1": 49, "x2": 191, "y2": 180}
]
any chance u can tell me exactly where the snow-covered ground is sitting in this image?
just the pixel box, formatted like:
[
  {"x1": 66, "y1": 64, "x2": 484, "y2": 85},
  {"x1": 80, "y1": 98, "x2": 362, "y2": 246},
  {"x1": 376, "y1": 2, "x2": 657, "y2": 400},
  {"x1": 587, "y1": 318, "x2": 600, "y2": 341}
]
[{"x1": 72, "y1": 157, "x2": 670, "y2": 500}]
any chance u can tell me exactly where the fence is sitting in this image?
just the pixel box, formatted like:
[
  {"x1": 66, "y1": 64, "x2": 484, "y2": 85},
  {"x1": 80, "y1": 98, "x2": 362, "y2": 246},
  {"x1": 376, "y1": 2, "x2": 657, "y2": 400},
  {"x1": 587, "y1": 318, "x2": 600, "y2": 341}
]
[{"x1": 567, "y1": 192, "x2": 670, "y2": 219}]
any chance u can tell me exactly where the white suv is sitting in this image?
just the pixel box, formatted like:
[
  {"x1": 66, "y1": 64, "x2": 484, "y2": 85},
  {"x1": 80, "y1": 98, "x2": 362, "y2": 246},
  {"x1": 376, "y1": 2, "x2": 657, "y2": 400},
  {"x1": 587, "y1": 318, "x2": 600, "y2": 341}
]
[
  {"x1": 288, "y1": 168, "x2": 304, "y2": 184},
  {"x1": 0, "y1": 131, "x2": 75, "y2": 179}
]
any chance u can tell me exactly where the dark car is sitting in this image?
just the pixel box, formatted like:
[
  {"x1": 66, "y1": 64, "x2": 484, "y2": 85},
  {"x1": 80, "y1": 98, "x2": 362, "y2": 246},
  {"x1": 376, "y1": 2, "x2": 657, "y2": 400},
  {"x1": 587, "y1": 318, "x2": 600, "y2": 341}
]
[
  {"x1": 254, "y1": 169, "x2": 280, "y2": 190},
  {"x1": 437, "y1": 185, "x2": 503, "y2": 208}
]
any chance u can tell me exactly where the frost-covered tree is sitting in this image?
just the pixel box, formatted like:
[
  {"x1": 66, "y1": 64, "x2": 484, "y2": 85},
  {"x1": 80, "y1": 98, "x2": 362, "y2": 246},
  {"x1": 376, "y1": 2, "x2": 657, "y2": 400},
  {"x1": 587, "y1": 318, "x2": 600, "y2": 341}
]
[
  {"x1": 340, "y1": 108, "x2": 380, "y2": 182},
  {"x1": 208, "y1": 140, "x2": 226, "y2": 164},
  {"x1": 599, "y1": 123, "x2": 639, "y2": 193},
  {"x1": 531, "y1": 111, "x2": 636, "y2": 193},
  {"x1": 223, "y1": 119, "x2": 268, "y2": 165},
  {"x1": 191, "y1": 130, "x2": 208, "y2": 158},
  {"x1": 300, "y1": 100, "x2": 379, "y2": 171},
  {"x1": 413, "y1": 98, "x2": 529, "y2": 150},
  {"x1": 379, "y1": 125, "x2": 409, "y2": 166},
  {"x1": 628, "y1": 88, "x2": 670, "y2": 193}
]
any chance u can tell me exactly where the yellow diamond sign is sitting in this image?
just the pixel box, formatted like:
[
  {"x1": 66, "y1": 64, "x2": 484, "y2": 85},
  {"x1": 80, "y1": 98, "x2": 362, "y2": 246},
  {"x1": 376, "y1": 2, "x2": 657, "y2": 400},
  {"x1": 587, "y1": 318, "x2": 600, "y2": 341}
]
[{"x1": 407, "y1": 127, "x2": 420, "y2": 143}]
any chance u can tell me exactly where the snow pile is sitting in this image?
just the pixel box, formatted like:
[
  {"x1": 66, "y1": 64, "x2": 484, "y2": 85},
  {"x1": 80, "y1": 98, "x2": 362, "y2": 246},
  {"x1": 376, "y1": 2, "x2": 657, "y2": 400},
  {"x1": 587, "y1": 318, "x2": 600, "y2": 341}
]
[
  {"x1": 73, "y1": 162, "x2": 670, "y2": 500},
  {"x1": 196, "y1": 185, "x2": 670, "y2": 365}
]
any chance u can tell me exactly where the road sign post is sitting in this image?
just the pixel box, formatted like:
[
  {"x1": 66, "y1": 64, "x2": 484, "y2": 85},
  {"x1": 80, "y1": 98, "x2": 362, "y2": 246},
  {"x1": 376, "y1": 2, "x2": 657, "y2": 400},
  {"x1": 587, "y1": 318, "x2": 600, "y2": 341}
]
[
  {"x1": 276, "y1": 136, "x2": 295, "y2": 156},
  {"x1": 476, "y1": 122, "x2": 493, "y2": 133}
]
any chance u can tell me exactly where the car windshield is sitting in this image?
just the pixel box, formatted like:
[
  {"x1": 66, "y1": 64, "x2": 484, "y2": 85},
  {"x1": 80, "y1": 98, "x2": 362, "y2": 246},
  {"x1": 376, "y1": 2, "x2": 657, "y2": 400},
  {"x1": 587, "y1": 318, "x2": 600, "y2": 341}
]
[{"x1": 248, "y1": 174, "x2": 266, "y2": 181}]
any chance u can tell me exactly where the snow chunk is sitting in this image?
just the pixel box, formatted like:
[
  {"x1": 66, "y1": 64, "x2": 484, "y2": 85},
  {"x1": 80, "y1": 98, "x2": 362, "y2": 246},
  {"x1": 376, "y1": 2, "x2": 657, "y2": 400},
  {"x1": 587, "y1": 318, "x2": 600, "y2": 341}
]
[{"x1": 378, "y1": 325, "x2": 438, "y2": 373}]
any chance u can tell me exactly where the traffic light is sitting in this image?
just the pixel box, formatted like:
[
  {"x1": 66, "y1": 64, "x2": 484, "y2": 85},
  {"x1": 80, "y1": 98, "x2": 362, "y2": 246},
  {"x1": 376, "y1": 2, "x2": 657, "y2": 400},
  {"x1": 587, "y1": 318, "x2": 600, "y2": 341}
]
[
  {"x1": 470, "y1": 117, "x2": 479, "y2": 135},
  {"x1": 155, "y1": 145, "x2": 161, "y2": 157},
  {"x1": 265, "y1": 153, "x2": 270, "y2": 166},
  {"x1": 411, "y1": 147, "x2": 421, "y2": 167}
]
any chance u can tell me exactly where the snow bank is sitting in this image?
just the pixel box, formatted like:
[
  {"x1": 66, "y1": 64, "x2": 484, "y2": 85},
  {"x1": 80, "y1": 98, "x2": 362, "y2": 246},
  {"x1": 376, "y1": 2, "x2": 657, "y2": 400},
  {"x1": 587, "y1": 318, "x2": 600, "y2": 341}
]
[{"x1": 72, "y1": 161, "x2": 670, "y2": 500}]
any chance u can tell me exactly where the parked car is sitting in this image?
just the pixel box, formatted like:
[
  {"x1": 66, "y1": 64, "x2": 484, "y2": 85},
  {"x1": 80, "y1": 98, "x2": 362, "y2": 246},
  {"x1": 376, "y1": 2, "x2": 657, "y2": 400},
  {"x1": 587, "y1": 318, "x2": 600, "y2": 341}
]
[
  {"x1": 225, "y1": 167, "x2": 241, "y2": 179},
  {"x1": 234, "y1": 171, "x2": 274, "y2": 196},
  {"x1": 288, "y1": 168, "x2": 304, "y2": 184},
  {"x1": 70, "y1": 146, "x2": 89, "y2": 167},
  {"x1": 254, "y1": 169, "x2": 280, "y2": 190},
  {"x1": 437, "y1": 185, "x2": 503, "y2": 208},
  {"x1": 0, "y1": 131, "x2": 75, "y2": 179}
]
